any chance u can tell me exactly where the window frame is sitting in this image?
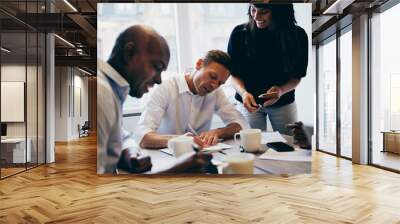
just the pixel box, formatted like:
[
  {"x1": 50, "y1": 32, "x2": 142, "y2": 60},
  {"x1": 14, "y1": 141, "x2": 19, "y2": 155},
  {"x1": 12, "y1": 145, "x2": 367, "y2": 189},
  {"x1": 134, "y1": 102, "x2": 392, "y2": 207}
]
[{"x1": 315, "y1": 23, "x2": 353, "y2": 161}]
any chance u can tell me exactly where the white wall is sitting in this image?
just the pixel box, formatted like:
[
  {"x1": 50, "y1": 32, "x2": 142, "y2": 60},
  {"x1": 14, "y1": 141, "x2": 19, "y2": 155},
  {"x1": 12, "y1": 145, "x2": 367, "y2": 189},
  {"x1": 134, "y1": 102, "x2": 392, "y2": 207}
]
[
  {"x1": 54, "y1": 67, "x2": 89, "y2": 141},
  {"x1": 55, "y1": 67, "x2": 68, "y2": 141},
  {"x1": 72, "y1": 73, "x2": 89, "y2": 137}
]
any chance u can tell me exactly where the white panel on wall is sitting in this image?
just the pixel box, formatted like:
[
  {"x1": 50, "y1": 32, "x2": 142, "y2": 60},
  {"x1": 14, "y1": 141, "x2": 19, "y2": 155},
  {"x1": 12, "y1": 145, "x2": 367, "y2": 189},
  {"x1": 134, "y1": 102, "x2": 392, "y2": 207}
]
[
  {"x1": 1, "y1": 82, "x2": 25, "y2": 122},
  {"x1": 294, "y1": 3, "x2": 314, "y2": 128},
  {"x1": 74, "y1": 86, "x2": 82, "y2": 137}
]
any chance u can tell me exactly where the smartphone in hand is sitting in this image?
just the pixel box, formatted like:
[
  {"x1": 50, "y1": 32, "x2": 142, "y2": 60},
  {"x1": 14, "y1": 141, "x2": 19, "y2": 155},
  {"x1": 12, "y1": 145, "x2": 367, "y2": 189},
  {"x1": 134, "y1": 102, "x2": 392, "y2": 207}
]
[{"x1": 258, "y1": 93, "x2": 275, "y2": 99}]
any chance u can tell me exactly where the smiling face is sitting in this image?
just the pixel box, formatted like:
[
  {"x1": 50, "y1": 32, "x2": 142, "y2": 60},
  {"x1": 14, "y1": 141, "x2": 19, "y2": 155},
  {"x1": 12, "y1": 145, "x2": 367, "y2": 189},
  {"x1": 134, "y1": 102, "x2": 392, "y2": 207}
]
[
  {"x1": 125, "y1": 39, "x2": 170, "y2": 98},
  {"x1": 192, "y1": 60, "x2": 230, "y2": 96},
  {"x1": 250, "y1": 4, "x2": 272, "y2": 29}
]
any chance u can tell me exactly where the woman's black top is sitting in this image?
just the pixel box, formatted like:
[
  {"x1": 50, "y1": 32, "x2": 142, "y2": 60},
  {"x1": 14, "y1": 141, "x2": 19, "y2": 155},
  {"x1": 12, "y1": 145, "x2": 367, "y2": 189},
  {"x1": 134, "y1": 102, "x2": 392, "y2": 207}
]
[{"x1": 227, "y1": 23, "x2": 308, "y2": 107}]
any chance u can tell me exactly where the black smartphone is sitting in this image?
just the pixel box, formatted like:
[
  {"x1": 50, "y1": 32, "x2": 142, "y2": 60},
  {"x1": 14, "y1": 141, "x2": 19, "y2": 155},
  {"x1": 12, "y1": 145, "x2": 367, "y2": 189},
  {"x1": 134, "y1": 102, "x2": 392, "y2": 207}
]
[
  {"x1": 266, "y1": 142, "x2": 295, "y2": 152},
  {"x1": 258, "y1": 93, "x2": 274, "y2": 99}
]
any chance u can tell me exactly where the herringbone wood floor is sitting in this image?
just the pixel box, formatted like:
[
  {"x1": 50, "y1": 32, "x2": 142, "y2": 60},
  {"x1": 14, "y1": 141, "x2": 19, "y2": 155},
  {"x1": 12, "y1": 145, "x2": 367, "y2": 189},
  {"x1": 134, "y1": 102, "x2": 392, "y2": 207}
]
[{"x1": 1, "y1": 135, "x2": 400, "y2": 223}]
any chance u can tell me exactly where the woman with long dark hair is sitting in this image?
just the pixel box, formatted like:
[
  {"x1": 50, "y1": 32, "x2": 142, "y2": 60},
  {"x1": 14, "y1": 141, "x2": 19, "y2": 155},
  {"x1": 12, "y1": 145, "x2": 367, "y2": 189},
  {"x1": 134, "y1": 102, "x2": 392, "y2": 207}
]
[{"x1": 227, "y1": 3, "x2": 308, "y2": 135}]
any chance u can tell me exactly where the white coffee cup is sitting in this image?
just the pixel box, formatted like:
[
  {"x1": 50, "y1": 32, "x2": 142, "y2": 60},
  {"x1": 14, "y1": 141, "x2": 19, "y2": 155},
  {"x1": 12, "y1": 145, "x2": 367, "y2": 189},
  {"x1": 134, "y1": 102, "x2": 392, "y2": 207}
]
[
  {"x1": 234, "y1": 129, "x2": 261, "y2": 152},
  {"x1": 222, "y1": 153, "x2": 254, "y2": 174},
  {"x1": 168, "y1": 136, "x2": 194, "y2": 157}
]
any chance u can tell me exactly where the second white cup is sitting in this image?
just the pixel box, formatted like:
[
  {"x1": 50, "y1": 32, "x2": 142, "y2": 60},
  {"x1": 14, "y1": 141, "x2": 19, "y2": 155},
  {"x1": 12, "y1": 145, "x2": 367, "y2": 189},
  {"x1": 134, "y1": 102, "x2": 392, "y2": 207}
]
[
  {"x1": 234, "y1": 129, "x2": 261, "y2": 153},
  {"x1": 222, "y1": 153, "x2": 255, "y2": 174},
  {"x1": 168, "y1": 136, "x2": 194, "y2": 157}
]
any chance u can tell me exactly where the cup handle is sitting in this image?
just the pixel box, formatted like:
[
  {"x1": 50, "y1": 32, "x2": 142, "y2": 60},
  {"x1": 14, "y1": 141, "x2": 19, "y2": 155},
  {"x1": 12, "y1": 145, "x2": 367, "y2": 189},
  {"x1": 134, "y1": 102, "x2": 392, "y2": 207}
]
[
  {"x1": 167, "y1": 140, "x2": 172, "y2": 150},
  {"x1": 234, "y1": 132, "x2": 240, "y2": 146}
]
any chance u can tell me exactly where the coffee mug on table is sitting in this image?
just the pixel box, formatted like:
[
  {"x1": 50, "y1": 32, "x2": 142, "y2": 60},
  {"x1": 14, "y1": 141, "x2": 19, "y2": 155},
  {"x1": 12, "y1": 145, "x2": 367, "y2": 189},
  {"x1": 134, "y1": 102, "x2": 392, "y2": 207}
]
[
  {"x1": 234, "y1": 129, "x2": 261, "y2": 152},
  {"x1": 222, "y1": 153, "x2": 255, "y2": 174},
  {"x1": 168, "y1": 136, "x2": 194, "y2": 157}
]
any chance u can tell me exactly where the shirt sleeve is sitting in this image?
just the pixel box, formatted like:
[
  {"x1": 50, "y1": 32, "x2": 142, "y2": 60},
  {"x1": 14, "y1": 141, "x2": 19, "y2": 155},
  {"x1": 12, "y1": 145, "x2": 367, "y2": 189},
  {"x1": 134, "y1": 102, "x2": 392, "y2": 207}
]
[
  {"x1": 214, "y1": 89, "x2": 247, "y2": 129},
  {"x1": 122, "y1": 129, "x2": 140, "y2": 154},
  {"x1": 97, "y1": 76, "x2": 119, "y2": 174},
  {"x1": 292, "y1": 27, "x2": 309, "y2": 79},
  {"x1": 227, "y1": 25, "x2": 244, "y2": 78},
  {"x1": 133, "y1": 82, "x2": 170, "y2": 144}
]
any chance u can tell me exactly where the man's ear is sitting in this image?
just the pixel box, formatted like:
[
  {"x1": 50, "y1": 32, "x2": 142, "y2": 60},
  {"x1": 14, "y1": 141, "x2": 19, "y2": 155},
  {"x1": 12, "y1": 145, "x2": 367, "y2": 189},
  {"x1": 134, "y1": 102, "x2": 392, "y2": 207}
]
[
  {"x1": 195, "y1": 58, "x2": 203, "y2": 70},
  {"x1": 123, "y1": 42, "x2": 136, "y2": 63}
]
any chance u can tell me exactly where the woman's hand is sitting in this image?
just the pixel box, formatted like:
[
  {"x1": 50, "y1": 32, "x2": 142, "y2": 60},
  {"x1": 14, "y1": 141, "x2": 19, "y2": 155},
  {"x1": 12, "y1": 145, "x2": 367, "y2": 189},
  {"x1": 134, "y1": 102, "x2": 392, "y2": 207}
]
[
  {"x1": 242, "y1": 91, "x2": 259, "y2": 113},
  {"x1": 261, "y1": 86, "x2": 282, "y2": 107}
]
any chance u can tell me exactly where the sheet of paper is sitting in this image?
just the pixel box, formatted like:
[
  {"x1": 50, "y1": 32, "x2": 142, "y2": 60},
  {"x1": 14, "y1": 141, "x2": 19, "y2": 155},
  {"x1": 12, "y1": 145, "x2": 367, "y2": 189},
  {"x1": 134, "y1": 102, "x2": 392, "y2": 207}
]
[
  {"x1": 160, "y1": 143, "x2": 233, "y2": 156},
  {"x1": 261, "y1": 131, "x2": 287, "y2": 144},
  {"x1": 160, "y1": 148, "x2": 173, "y2": 156},
  {"x1": 258, "y1": 148, "x2": 311, "y2": 162},
  {"x1": 202, "y1": 143, "x2": 233, "y2": 152}
]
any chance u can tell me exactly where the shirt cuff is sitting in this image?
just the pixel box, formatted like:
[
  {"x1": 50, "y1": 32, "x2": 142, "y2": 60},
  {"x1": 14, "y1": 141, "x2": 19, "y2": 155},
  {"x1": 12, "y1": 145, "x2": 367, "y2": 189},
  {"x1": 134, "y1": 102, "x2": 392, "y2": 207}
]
[
  {"x1": 133, "y1": 126, "x2": 154, "y2": 146},
  {"x1": 234, "y1": 119, "x2": 248, "y2": 130}
]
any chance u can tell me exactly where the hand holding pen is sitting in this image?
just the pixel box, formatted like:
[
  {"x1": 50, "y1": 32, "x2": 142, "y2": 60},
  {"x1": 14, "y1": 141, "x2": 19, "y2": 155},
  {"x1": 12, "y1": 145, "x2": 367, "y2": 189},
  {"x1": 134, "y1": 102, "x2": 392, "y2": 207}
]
[{"x1": 185, "y1": 124, "x2": 207, "y2": 149}]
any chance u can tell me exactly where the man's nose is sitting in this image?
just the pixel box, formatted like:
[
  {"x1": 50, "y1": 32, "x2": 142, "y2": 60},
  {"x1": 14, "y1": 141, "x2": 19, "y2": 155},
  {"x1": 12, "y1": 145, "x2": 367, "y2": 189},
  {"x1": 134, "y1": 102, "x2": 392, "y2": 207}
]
[
  {"x1": 211, "y1": 81, "x2": 219, "y2": 89},
  {"x1": 154, "y1": 73, "x2": 162, "y2": 85}
]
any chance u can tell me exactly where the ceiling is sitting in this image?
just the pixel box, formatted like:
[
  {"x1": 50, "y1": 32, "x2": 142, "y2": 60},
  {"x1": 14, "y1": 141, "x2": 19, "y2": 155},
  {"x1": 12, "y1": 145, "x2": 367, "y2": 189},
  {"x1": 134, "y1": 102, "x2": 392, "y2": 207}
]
[
  {"x1": 0, "y1": 0, "x2": 394, "y2": 74},
  {"x1": 1, "y1": 0, "x2": 98, "y2": 73}
]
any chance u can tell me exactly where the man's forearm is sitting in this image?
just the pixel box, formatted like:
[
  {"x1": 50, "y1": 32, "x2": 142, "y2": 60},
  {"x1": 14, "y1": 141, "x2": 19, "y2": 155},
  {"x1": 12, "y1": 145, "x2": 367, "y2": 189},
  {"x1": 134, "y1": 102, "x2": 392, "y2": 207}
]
[
  {"x1": 278, "y1": 78, "x2": 301, "y2": 95},
  {"x1": 140, "y1": 132, "x2": 179, "y2": 149},
  {"x1": 213, "y1": 123, "x2": 242, "y2": 139}
]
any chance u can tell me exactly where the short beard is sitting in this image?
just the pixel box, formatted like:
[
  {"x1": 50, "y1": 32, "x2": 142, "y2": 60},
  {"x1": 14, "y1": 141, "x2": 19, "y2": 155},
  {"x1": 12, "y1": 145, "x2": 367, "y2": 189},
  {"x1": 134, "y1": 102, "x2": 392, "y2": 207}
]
[{"x1": 129, "y1": 83, "x2": 143, "y2": 98}]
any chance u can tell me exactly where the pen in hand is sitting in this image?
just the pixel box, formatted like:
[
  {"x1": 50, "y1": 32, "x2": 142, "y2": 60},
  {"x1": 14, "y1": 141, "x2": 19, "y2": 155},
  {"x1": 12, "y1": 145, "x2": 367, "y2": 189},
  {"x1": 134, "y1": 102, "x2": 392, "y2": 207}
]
[
  {"x1": 187, "y1": 124, "x2": 205, "y2": 149},
  {"x1": 187, "y1": 124, "x2": 199, "y2": 136}
]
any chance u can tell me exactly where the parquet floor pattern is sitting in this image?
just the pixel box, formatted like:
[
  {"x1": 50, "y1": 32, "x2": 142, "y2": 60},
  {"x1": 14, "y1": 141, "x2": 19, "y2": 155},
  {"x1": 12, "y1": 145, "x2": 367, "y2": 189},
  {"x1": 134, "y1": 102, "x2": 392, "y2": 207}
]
[{"x1": 1, "y1": 135, "x2": 400, "y2": 223}]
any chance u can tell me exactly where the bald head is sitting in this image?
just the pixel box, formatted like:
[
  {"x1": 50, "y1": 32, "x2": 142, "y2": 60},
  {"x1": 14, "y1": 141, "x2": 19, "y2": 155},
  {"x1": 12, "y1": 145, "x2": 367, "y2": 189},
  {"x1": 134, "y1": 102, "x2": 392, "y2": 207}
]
[
  {"x1": 109, "y1": 25, "x2": 169, "y2": 63},
  {"x1": 108, "y1": 25, "x2": 170, "y2": 98}
]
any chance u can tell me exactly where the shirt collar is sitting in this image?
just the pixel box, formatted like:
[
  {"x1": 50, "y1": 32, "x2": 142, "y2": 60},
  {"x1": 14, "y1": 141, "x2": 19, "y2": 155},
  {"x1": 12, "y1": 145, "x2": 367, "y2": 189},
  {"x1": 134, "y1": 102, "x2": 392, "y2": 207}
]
[
  {"x1": 98, "y1": 58, "x2": 130, "y2": 103},
  {"x1": 175, "y1": 74, "x2": 193, "y2": 95}
]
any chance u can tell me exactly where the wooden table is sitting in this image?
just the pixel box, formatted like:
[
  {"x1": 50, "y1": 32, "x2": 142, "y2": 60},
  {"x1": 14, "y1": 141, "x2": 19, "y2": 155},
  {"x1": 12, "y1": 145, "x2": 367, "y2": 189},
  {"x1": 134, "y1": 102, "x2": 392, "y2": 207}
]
[
  {"x1": 381, "y1": 131, "x2": 400, "y2": 154},
  {"x1": 139, "y1": 134, "x2": 311, "y2": 175}
]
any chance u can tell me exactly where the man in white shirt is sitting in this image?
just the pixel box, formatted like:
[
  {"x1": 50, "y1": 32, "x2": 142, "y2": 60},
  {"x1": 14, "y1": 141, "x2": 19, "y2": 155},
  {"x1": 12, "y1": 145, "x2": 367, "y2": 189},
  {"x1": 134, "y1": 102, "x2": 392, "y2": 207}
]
[
  {"x1": 98, "y1": 25, "x2": 213, "y2": 174},
  {"x1": 135, "y1": 50, "x2": 246, "y2": 149}
]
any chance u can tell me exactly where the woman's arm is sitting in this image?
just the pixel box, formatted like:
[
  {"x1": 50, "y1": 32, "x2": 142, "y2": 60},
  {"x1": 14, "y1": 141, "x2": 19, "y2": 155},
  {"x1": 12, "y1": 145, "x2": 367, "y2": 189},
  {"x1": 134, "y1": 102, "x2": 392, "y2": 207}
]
[
  {"x1": 262, "y1": 78, "x2": 301, "y2": 107},
  {"x1": 231, "y1": 76, "x2": 259, "y2": 113},
  {"x1": 279, "y1": 77, "x2": 301, "y2": 95}
]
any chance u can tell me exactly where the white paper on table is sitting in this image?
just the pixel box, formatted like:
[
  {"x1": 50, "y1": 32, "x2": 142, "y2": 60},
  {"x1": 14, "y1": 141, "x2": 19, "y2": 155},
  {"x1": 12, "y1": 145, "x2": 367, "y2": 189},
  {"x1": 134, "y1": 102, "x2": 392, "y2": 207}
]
[
  {"x1": 160, "y1": 143, "x2": 232, "y2": 156},
  {"x1": 160, "y1": 148, "x2": 173, "y2": 156},
  {"x1": 202, "y1": 143, "x2": 233, "y2": 152},
  {"x1": 258, "y1": 148, "x2": 311, "y2": 162},
  {"x1": 261, "y1": 131, "x2": 287, "y2": 144}
]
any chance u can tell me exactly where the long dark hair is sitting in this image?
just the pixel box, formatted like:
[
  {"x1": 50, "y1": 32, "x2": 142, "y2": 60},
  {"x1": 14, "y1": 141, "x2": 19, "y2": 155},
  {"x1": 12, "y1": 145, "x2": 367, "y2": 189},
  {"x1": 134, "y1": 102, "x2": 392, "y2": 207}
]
[
  {"x1": 247, "y1": 3, "x2": 297, "y2": 31},
  {"x1": 246, "y1": 3, "x2": 301, "y2": 74}
]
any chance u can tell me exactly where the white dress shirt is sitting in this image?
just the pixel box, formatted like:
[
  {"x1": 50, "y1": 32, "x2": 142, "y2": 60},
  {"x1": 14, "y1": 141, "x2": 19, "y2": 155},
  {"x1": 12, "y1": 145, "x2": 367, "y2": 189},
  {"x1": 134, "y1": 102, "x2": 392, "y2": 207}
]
[
  {"x1": 97, "y1": 59, "x2": 137, "y2": 174},
  {"x1": 134, "y1": 75, "x2": 246, "y2": 144}
]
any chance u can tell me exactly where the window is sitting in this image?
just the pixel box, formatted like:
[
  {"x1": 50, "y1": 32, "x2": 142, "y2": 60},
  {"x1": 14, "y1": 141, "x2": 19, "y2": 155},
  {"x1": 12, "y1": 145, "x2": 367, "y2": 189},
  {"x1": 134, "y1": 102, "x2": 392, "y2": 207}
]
[
  {"x1": 160, "y1": 4, "x2": 172, "y2": 16},
  {"x1": 97, "y1": 3, "x2": 248, "y2": 113},
  {"x1": 371, "y1": 3, "x2": 400, "y2": 171},
  {"x1": 390, "y1": 74, "x2": 400, "y2": 130},
  {"x1": 339, "y1": 28, "x2": 352, "y2": 158},
  {"x1": 98, "y1": 3, "x2": 179, "y2": 114},
  {"x1": 0, "y1": 1, "x2": 46, "y2": 179},
  {"x1": 317, "y1": 36, "x2": 337, "y2": 154}
]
